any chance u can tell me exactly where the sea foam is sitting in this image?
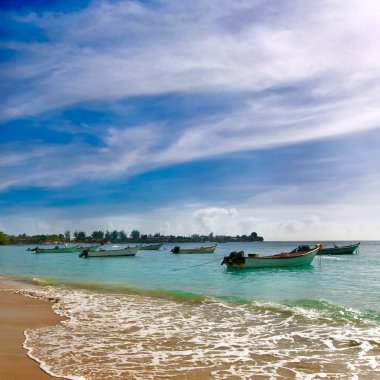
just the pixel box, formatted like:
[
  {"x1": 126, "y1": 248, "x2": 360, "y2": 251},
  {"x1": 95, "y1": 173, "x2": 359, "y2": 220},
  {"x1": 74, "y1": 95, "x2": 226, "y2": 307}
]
[{"x1": 20, "y1": 286, "x2": 380, "y2": 380}]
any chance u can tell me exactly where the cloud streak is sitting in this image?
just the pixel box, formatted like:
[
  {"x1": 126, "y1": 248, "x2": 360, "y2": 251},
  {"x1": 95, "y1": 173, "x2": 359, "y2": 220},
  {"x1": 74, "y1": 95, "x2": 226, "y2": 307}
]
[
  {"x1": 2, "y1": 0, "x2": 380, "y2": 117},
  {"x1": 1, "y1": 0, "x2": 380, "y2": 238}
]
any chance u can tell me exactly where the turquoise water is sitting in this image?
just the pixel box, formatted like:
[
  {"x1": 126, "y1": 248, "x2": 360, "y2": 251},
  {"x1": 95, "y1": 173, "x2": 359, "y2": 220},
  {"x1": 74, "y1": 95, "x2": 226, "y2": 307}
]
[
  {"x1": 0, "y1": 241, "x2": 379, "y2": 312},
  {"x1": 1, "y1": 241, "x2": 379, "y2": 379}
]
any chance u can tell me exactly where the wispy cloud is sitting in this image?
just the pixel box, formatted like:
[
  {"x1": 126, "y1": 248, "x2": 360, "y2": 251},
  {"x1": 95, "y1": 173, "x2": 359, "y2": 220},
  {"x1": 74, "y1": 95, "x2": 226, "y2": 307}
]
[
  {"x1": 1, "y1": 0, "x2": 380, "y2": 237},
  {"x1": 2, "y1": 0, "x2": 380, "y2": 118}
]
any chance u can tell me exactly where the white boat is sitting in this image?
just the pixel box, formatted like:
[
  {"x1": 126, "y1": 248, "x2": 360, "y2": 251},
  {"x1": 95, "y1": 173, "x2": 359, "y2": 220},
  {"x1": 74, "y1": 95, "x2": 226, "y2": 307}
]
[
  {"x1": 79, "y1": 246, "x2": 139, "y2": 258},
  {"x1": 221, "y1": 245, "x2": 321, "y2": 269}
]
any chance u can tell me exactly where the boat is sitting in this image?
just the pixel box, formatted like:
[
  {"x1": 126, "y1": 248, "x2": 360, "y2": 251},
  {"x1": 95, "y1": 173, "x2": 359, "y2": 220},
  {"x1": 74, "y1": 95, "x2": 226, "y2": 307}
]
[
  {"x1": 84, "y1": 244, "x2": 107, "y2": 252},
  {"x1": 221, "y1": 244, "x2": 321, "y2": 269},
  {"x1": 170, "y1": 245, "x2": 216, "y2": 254},
  {"x1": 79, "y1": 244, "x2": 102, "y2": 251},
  {"x1": 28, "y1": 245, "x2": 81, "y2": 253},
  {"x1": 139, "y1": 243, "x2": 163, "y2": 251},
  {"x1": 79, "y1": 246, "x2": 139, "y2": 258},
  {"x1": 317, "y1": 242, "x2": 360, "y2": 255}
]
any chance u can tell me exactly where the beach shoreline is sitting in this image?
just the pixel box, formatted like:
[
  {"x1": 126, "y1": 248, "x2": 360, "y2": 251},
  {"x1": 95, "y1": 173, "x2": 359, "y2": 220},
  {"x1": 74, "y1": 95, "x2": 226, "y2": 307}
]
[
  {"x1": 0, "y1": 279, "x2": 65, "y2": 380},
  {"x1": 0, "y1": 242, "x2": 378, "y2": 379}
]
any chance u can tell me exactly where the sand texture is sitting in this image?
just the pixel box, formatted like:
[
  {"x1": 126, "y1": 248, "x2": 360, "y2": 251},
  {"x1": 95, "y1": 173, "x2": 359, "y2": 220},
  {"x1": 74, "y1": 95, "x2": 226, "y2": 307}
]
[{"x1": 0, "y1": 290, "x2": 65, "y2": 380}]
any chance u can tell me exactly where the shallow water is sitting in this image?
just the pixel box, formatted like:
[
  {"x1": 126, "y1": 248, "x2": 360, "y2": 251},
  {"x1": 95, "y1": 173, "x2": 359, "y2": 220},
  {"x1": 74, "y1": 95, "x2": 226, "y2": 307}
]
[{"x1": 1, "y1": 241, "x2": 379, "y2": 379}]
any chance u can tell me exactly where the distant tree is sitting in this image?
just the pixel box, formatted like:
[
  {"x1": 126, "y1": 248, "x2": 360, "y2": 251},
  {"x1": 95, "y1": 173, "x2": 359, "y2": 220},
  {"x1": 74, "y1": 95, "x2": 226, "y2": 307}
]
[
  {"x1": 249, "y1": 231, "x2": 264, "y2": 241},
  {"x1": 1, "y1": 228, "x2": 264, "y2": 246},
  {"x1": 38, "y1": 235, "x2": 48, "y2": 243},
  {"x1": 91, "y1": 230, "x2": 105, "y2": 241},
  {"x1": 64, "y1": 230, "x2": 71, "y2": 242},
  {"x1": 49, "y1": 234, "x2": 60, "y2": 242},
  {"x1": 74, "y1": 231, "x2": 86, "y2": 242},
  {"x1": 118, "y1": 230, "x2": 127, "y2": 242},
  {"x1": 110, "y1": 230, "x2": 118, "y2": 242},
  {"x1": 130, "y1": 230, "x2": 140, "y2": 241},
  {"x1": 0, "y1": 231, "x2": 8, "y2": 245}
]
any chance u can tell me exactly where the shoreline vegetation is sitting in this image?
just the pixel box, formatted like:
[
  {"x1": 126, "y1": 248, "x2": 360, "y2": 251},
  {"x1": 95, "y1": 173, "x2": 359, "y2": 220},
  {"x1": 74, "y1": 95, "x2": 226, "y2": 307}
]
[
  {"x1": 0, "y1": 279, "x2": 65, "y2": 380},
  {"x1": 0, "y1": 230, "x2": 264, "y2": 246}
]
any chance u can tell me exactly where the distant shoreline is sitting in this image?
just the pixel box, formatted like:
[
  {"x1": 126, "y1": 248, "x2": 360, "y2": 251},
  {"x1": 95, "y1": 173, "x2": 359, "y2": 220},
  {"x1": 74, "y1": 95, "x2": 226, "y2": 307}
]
[
  {"x1": 0, "y1": 230, "x2": 264, "y2": 246},
  {"x1": 2, "y1": 240, "x2": 265, "y2": 246}
]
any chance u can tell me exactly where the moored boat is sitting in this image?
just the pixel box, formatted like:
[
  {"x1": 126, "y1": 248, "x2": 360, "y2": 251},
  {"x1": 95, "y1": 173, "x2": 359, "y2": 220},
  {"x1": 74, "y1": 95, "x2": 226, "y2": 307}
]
[
  {"x1": 317, "y1": 242, "x2": 360, "y2": 255},
  {"x1": 79, "y1": 246, "x2": 139, "y2": 257},
  {"x1": 139, "y1": 243, "x2": 163, "y2": 250},
  {"x1": 84, "y1": 244, "x2": 107, "y2": 252},
  {"x1": 28, "y1": 246, "x2": 81, "y2": 253},
  {"x1": 170, "y1": 245, "x2": 216, "y2": 254},
  {"x1": 80, "y1": 244, "x2": 102, "y2": 251},
  {"x1": 221, "y1": 244, "x2": 321, "y2": 269}
]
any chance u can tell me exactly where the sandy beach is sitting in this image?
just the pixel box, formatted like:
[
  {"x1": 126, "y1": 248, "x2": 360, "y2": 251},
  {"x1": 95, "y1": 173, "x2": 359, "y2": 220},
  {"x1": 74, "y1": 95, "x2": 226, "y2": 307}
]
[{"x1": 0, "y1": 284, "x2": 65, "y2": 380}]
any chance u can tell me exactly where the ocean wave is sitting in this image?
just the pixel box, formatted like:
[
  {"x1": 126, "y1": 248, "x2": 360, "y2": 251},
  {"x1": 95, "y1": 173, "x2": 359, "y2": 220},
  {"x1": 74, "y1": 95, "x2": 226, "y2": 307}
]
[
  {"x1": 10, "y1": 274, "x2": 380, "y2": 324},
  {"x1": 20, "y1": 285, "x2": 380, "y2": 380}
]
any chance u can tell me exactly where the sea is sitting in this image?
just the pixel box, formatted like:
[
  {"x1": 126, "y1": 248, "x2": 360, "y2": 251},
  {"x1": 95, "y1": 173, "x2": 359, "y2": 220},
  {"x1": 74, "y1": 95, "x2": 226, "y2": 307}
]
[{"x1": 0, "y1": 241, "x2": 379, "y2": 380}]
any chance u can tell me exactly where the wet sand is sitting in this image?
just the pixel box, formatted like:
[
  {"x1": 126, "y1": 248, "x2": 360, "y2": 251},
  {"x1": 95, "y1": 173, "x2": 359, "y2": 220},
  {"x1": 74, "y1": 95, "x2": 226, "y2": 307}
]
[{"x1": 0, "y1": 284, "x2": 65, "y2": 380}]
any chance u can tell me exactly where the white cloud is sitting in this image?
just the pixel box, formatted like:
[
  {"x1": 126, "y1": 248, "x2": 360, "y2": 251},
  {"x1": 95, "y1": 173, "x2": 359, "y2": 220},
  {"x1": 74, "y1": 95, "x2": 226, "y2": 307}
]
[
  {"x1": 2, "y1": 0, "x2": 380, "y2": 239},
  {"x1": 2, "y1": 0, "x2": 380, "y2": 119},
  {"x1": 194, "y1": 207, "x2": 239, "y2": 234},
  {"x1": 3, "y1": 0, "x2": 380, "y2": 189},
  {"x1": 3, "y1": 201, "x2": 380, "y2": 240}
]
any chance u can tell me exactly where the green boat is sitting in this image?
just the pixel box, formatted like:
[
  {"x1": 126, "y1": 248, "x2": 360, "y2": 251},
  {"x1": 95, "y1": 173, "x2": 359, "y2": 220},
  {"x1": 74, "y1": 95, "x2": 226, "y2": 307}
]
[
  {"x1": 317, "y1": 242, "x2": 360, "y2": 255},
  {"x1": 139, "y1": 243, "x2": 163, "y2": 251},
  {"x1": 29, "y1": 245, "x2": 82, "y2": 253}
]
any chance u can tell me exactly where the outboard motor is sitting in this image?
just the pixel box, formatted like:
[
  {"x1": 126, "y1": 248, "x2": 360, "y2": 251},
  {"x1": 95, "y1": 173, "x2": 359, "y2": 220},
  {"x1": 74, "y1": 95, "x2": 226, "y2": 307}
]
[
  {"x1": 291, "y1": 245, "x2": 310, "y2": 253},
  {"x1": 79, "y1": 249, "x2": 89, "y2": 258},
  {"x1": 222, "y1": 251, "x2": 236, "y2": 265},
  {"x1": 221, "y1": 250, "x2": 245, "y2": 265},
  {"x1": 171, "y1": 246, "x2": 180, "y2": 254},
  {"x1": 236, "y1": 251, "x2": 245, "y2": 264}
]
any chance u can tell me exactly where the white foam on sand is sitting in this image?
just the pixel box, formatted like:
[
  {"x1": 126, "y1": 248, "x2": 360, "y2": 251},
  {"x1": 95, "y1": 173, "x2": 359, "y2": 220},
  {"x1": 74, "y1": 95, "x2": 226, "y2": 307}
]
[{"x1": 21, "y1": 286, "x2": 380, "y2": 380}]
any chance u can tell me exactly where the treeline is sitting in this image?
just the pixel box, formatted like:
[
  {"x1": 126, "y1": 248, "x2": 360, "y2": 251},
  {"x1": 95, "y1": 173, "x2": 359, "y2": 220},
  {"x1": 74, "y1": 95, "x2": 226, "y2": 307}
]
[{"x1": 0, "y1": 230, "x2": 263, "y2": 245}]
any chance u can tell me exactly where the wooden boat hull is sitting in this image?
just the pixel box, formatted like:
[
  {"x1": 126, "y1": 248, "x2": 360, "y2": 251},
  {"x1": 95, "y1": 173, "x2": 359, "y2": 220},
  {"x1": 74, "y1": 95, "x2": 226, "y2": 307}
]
[
  {"x1": 139, "y1": 243, "x2": 163, "y2": 250},
  {"x1": 223, "y1": 246, "x2": 320, "y2": 269},
  {"x1": 317, "y1": 243, "x2": 360, "y2": 255},
  {"x1": 171, "y1": 246, "x2": 216, "y2": 254},
  {"x1": 79, "y1": 247, "x2": 139, "y2": 257}
]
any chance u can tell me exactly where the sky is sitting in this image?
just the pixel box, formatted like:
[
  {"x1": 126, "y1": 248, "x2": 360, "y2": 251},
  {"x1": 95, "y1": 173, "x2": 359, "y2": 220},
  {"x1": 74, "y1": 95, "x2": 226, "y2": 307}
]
[{"x1": 1, "y1": 0, "x2": 380, "y2": 240}]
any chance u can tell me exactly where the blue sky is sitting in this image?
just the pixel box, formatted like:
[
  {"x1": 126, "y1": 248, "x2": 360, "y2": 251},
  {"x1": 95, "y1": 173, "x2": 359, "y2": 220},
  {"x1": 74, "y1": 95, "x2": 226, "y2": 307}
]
[{"x1": 1, "y1": 0, "x2": 380, "y2": 240}]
